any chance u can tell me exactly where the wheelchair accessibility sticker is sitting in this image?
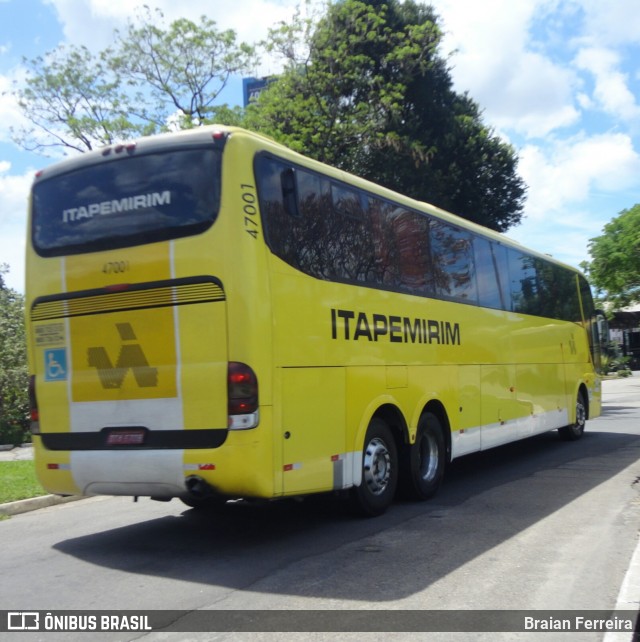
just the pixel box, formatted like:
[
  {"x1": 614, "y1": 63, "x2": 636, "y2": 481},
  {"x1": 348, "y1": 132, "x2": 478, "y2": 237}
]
[{"x1": 44, "y1": 348, "x2": 68, "y2": 382}]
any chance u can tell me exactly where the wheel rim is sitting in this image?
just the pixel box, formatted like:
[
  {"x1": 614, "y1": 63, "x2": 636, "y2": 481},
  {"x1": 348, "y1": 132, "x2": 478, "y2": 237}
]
[
  {"x1": 363, "y1": 437, "x2": 391, "y2": 496},
  {"x1": 576, "y1": 398, "x2": 586, "y2": 431},
  {"x1": 419, "y1": 432, "x2": 439, "y2": 482}
]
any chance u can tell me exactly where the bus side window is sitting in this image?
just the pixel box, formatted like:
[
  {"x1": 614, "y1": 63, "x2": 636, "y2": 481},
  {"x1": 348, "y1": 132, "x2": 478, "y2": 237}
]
[
  {"x1": 368, "y1": 198, "x2": 400, "y2": 287},
  {"x1": 474, "y1": 239, "x2": 512, "y2": 311},
  {"x1": 331, "y1": 182, "x2": 365, "y2": 220},
  {"x1": 430, "y1": 221, "x2": 478, "y2": 303},
  {"x1": 281, "y1": 168, "x2": 300, "y2": 217},
  {"x1": 390, "y1": 208, "x2": 432, "y2": 294},
  {"x1": 509, "y1": 249, "x2": 540, "y2": 315},
  {"x1": 536, "y1": 262, "x2": 581, "y2": 322}
]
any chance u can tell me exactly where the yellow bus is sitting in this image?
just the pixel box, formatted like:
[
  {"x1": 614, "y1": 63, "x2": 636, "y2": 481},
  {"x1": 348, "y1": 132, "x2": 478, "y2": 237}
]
[{"x1": 26, "y1": 125, "x2": 604, "y2": 516}]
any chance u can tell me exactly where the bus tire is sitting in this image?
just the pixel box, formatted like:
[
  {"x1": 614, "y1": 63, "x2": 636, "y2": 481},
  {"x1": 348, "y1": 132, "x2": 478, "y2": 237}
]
[
  {"x1": 559, "y1": 391, "x2": 587, "y2": 441},
  {"x1": 351, "y1": 417, "x2": 398, "y2": 517},
  {"x1": 401, "y1": 412, "x2": 446, "y2": 500}
]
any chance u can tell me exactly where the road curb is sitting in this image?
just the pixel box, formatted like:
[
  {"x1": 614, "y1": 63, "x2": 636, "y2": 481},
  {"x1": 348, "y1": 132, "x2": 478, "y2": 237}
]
[{"x1": 0, "y1": 494, "x2": 84, "y2": 516}]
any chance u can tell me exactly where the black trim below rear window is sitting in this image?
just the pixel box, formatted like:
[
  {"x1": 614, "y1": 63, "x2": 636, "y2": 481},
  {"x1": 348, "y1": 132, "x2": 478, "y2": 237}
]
[
  {"x1": 30, "y1": 276, "x2": 225, "y2": 322},
  {"x1": 41, "y1": 428, "x2": 228, "y2": 451}
]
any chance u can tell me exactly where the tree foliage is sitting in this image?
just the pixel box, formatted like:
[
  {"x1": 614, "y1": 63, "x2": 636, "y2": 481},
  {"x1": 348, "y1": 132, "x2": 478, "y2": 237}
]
[
  {"x1": 10, "y1": 0, "x2": 526, "y2": 232},
  {"x1": 111, "y1": 7, "x2": 256, "y2": 130},
  {"x1": 10, "y1": 8, "x2": 256, "y2": 153},
  {"x1": 0, "y1": 265, "x2": 29, "y2": 445},
  {"x1": 582, "y1": 204, "x2": 640, "y2": 308},
  {"x1": 11, "y1": 44, "x2": 136, "y2": 153},
  {"x1": 247, "y1": 0, "x2": 526, "y2": 232}
]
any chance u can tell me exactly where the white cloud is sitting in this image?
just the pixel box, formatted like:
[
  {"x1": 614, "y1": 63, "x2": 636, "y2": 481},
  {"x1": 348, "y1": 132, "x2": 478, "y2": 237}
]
[
  {"x1": 435, "y1": 0, "x2": 579, "y2": 139},
  {"x1": 0, "y1": 163, "x2": 32, "y2": 291},
  {"x1": 579, "y1": 0, "x2": 640, "y2": 47},
  {"x1": 488, "y1": 51, "x2": 579, "y2": 137},
  {"x1": 42, "y1": 0, "x2": 137, "y2": 49},
  {"x1": 507, "y1": 132, "x2": 640, "y2": 267},
  {"x1": 44, "y1": 0, "x2": 300, "y2": 55},
  {"x1": 574, "y1": 46, "x2": 640, "y2": 123},
  {"x1": 0, "y1": 71, "x2": 28, "y2": 144},
  {"x1": 520, "y1": 132, "x2": 640, "y2": 219}
]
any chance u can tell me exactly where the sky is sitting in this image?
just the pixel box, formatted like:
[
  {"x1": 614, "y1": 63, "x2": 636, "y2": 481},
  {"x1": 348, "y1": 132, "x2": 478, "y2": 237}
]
[{"x1": 1, "y1": 0, "x2": 639, "y2": 293}]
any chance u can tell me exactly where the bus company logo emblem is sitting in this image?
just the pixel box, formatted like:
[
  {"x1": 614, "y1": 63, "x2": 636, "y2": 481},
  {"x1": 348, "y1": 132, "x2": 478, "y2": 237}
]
[{"x1": 87, "y1": 323, "x2": 158, "y2": 389}]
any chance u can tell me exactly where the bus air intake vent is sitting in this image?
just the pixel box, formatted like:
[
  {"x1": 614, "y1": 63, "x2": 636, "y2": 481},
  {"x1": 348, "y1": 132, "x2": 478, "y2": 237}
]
[{"x1": 30, "y1": 276, "x2": 225, "y2": 321}]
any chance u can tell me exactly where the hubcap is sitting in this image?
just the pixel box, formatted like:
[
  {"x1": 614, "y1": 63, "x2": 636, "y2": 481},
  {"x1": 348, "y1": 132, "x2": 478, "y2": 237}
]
[
  {"x1": 419, "y1": 432, "x2": 439, "y2": 482},
  {"x1": 363, "y1": 437, "x2": 391, "y2": 496},
  {"x1": 576, "y1": 399, "x2": 586, "y2": 430}
]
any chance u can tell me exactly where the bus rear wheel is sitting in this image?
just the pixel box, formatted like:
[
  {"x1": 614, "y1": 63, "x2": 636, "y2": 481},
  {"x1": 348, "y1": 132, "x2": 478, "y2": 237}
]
[
  {"x1": 559, "y1": 391, "x2": 587, "y2": 441},
  {"x1": 351, "y1": 417, "x2": 398, "y2": 517},
  {"x1": 401, "y1": 412, "x2": 445, "y2": 500}
]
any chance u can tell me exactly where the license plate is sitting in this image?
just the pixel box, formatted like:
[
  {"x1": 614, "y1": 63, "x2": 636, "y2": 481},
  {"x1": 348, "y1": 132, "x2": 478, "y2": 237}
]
[{"x1": 106, "y1": 428, "x2": 146, "y2": 446}]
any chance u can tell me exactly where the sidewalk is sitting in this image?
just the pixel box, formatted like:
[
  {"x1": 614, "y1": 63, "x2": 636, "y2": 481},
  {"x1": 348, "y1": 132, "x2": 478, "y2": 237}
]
[
  {"x1": 0, "y1": 443, "x2": 34, "y2": 461},
  {"x1": 602, "y1": 370, "x2": 640, "y2": 401}
]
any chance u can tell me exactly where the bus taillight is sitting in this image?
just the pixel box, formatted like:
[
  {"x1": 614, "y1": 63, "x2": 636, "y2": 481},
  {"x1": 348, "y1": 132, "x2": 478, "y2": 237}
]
[
  {"x1": 227, "y1": 362, "x2": 259, "y2": 430},
  {"x1": 28, "y1": 375, "x2": 40, "y2": 434}
]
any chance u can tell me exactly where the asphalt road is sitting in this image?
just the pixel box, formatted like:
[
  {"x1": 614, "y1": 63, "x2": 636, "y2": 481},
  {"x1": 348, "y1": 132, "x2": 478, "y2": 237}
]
[{"x1": 1, "y1": 375, "x2": 639, "y2": 641}]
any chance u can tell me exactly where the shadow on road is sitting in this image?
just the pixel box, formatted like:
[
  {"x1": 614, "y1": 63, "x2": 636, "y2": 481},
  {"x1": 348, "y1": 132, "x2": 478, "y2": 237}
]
[
  {"x1": 601, "y1": 405, "x2": 638, "y2": 418},
  {"x1": 53, "y1": 420, "x2": 640, "y2": 603}
]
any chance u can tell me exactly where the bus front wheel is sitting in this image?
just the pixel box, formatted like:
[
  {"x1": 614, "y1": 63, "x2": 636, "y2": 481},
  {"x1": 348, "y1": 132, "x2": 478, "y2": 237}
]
[
  {"x1": 351, "y1": 417, "x2": 398, "y2": 517},
  {"x1": 401, "y1": 412, "x2": 446, "y2": 500},
  {"x1": 559, "y1": 391, "x2": 587, "y2": 441}
]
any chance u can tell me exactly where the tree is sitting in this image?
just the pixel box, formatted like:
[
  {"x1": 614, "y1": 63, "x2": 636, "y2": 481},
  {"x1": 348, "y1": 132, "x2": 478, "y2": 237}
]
[
  {"x1": 0, "y1": 265, "x2": 29, "y2": 445},
  {"x1": 10, "y1": 0, "x2": 526, "y2": 231},
  {"x1": 111, "y1": 7, "x2": 257, "y2": 130},
  {"x1": 10, "y1": 8, "x2": 256, "y2": 153},
  {"x1": 247, "y1": 0, "x2": 526, "y2": 232},
  {"x1": 582, "y1": 205, "x2": 640, "y2": 308},
  {"x1": 10, "y1": 44, "x2": 137, "y2": 153}
]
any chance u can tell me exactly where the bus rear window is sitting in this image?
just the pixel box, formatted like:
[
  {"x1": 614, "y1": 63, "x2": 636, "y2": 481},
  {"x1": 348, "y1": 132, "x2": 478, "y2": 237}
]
[{"x1": 32, "y1": 147, "x2": 221, "y2": 257}]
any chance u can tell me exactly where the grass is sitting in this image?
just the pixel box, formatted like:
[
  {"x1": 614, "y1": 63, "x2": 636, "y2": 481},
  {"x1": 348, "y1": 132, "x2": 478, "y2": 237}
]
[{"x1": 0, "y1": 461, "x2": 47, "y2": 504}]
